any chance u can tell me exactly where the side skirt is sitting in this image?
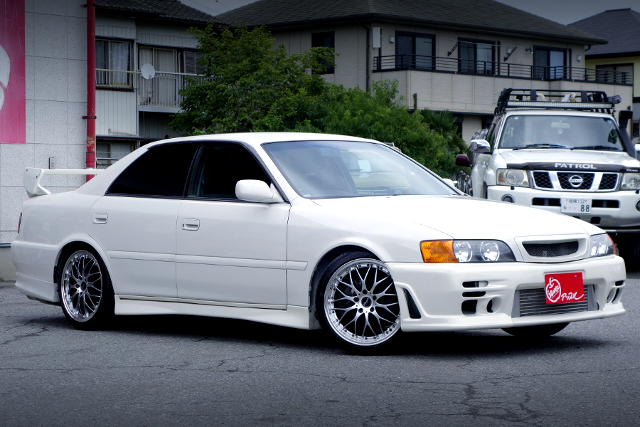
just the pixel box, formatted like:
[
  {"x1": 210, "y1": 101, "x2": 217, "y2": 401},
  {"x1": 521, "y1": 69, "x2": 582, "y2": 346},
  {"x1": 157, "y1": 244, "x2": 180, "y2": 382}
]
[{"x1": 114, "y1": 295, "x2": 313, "y2": 330}]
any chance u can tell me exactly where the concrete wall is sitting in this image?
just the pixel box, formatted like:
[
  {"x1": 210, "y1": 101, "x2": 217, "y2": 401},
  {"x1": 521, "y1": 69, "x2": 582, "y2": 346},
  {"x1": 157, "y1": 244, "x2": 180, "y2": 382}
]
[{"x1": 0, "y1": 0, "x2": 87, "y2": 280}]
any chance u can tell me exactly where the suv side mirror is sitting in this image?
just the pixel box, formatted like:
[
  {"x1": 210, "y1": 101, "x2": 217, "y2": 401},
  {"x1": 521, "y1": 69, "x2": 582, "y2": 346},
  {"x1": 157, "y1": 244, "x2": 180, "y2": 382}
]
[
  {"x1": 236, "y1": 180, "x2": 284, "y2": 203},
  {"x1": 470, "y1": 139, "x2": 491, "y2": 153},
  {"x1": 455, "y1": 154, "x2": 471, "y2": 167}
]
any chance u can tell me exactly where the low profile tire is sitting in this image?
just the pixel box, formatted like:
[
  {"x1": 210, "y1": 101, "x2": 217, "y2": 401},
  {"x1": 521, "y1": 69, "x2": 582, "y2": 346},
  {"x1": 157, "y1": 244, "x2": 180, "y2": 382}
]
[
  {"x1": 316, "y1": 252, "x2": 401, "y2": 352},
  {"x1": 502, "y1": 322, "x2": 569, "y2": 338},
  {"x1": 58, "y1": 247, "x2": 114, "y2": 330}
]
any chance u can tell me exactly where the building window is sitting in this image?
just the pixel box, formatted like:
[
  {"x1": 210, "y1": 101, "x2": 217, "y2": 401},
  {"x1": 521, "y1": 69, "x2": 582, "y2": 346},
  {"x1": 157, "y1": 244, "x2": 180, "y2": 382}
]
[
  {"x1": 96, "y1": 39, "x2": 133, "y2": 88},
  {"x1": 96, "y1": 141, "x2": 135, "y2": 169},
  {"x1": 459, "y1": 39, "x2": 494, "y2": 75},
  {"x1": 533, "y1": 47, "x2": 566, "y2": 80},
  {"x1": 311, "y1": 32, "x2": 335, "y2": 74},
  {"x1": 596, "y1": 64, "x2": 633, "y2": 85},
  {"x1": 396, "y1": 32, "x2": 434, "y2": 70},
  {"x1": 183, "y1": 50, "x2": 204, "y2": 74}
]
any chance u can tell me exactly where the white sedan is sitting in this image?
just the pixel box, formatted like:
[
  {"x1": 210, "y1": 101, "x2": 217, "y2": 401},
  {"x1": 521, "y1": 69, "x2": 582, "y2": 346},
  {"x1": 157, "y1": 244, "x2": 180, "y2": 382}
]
[{"x1": 12, "y1": 133, "x2": 626, "y2": 352}]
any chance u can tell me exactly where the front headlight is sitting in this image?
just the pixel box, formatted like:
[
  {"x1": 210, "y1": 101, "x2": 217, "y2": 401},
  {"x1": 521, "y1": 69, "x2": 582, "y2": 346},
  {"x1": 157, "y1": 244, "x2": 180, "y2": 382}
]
[
  {"x1": 620, "y1": 173, "x2": 640, "y2": 190},
  {"x1": 497, "y1": 169, "x2": 530, "y2": 187},
  {"x1": 590, "y1": 233, "x2": 615, "y2": 257},
  {"x1": 421, "y1": 240, "x2": 516, "y2": 263}
]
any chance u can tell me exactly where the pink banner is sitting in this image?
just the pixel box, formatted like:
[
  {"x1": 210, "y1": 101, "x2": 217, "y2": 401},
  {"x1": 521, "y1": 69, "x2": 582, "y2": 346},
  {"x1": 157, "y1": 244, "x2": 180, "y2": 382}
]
[{"x1": 0, "y1": 0, "x2": 26, "y2": 144}]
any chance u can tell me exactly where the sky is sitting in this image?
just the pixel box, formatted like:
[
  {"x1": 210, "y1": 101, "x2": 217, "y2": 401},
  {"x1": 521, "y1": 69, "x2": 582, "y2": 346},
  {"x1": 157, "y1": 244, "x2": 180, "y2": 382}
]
[{"x1": 182, "y1": 0, "x2": 640, "y2": 24}]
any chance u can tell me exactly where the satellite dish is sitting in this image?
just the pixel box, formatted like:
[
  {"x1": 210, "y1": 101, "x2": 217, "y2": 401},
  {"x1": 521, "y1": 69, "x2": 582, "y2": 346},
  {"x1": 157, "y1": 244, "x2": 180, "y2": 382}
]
[{"x1": 141, "y1": 63, "x2": 155, "y2": 80}]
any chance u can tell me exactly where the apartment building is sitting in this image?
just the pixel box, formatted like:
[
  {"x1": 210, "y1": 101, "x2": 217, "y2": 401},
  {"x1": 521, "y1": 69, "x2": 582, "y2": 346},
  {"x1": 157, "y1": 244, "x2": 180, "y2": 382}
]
[{"x1": 217, "y1": 0, "x2": 634, "y2": 142}]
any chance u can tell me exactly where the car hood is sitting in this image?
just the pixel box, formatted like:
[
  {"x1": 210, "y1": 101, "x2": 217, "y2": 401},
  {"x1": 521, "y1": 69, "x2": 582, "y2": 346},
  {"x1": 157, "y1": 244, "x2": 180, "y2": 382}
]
[
  {"x1": 497, "y1": 149, "x2": 640, "y2": 172},
  {"x1": 312, "y1": 195, "x2": 600, "y2": 240}
]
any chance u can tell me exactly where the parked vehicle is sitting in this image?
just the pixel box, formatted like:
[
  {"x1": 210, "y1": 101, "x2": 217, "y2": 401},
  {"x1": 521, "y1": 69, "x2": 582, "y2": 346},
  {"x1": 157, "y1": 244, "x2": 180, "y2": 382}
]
[
  {"x1": 13, "y1": 133, "x2": 625, "y2": 352},
  {"x1": 456, "y1": 88, "x2": 640, "y2": 268}
]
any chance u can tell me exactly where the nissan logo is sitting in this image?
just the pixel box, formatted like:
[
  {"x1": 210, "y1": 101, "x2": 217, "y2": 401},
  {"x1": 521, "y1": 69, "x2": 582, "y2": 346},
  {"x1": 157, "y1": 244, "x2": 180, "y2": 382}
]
[{"x1": 568, "y1": 175, "x2": 584, "y2": 188}]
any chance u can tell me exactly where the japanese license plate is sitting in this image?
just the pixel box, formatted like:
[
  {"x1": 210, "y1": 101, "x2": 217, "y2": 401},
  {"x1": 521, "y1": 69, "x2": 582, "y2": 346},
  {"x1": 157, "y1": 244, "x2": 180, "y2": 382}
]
[
  {"x1": 544, "y1": 272, "x2": 585, "y2": 304},
  {"x1": 561, "y1": 198, "x2": 592, "y2": 214}
]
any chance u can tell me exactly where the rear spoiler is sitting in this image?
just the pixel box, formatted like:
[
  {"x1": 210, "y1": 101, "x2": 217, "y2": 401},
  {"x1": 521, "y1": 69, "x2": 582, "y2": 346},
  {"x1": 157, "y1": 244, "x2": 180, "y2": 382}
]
[{"x1": 24, "y1": 168, "x2": 102, "y2": 197}]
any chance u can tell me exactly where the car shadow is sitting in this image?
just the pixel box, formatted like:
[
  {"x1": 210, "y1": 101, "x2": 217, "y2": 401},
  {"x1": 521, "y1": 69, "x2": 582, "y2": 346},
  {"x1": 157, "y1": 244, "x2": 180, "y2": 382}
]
[{"x1": 87, "y1": 314, "x2": 612, "y2": 358}]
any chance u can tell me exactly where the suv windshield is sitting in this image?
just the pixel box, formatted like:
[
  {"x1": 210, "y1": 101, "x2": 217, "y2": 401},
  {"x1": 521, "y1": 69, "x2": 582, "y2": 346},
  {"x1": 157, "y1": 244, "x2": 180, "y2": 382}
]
[
  {"x1": 263, "y1": 140, "x2": 455, "y2": 199},
  {"x1": 498, "y1": 115, "x2": 624, "y2": 151}
]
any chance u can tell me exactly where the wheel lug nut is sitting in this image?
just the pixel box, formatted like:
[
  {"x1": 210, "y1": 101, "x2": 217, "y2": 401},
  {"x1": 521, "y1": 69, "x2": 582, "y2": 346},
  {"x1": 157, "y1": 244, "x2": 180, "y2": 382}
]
[{"x1": 358, "y1": 308, "x2": 363, "y2": 313}]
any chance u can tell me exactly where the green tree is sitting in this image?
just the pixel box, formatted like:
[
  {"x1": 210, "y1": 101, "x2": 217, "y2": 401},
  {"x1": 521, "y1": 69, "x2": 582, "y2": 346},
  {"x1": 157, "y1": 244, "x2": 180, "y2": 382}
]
[
  {"x1": 295, "y1": 81, "x2": 466, "y2": 175},
  {"x1": 170, "y1": 25, "x2": 333, "y2": 134},
  {"x1": 170, "y1": 25, "x2": 467, "y2": 176}
]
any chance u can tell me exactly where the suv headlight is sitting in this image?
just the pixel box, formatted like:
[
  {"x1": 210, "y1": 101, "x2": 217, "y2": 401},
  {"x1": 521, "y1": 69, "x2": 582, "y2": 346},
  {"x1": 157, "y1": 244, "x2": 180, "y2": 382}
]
[
  {"x1": 590, "y1": 233, "x2": 615, "y2": 257},
  {"x1": 497, "y1": 169, "x2": 529, "y2": 187},
  {"x1": 620, "y1": 173, "x2": 640, "y2": 190},
  {"x1": 421, "y1": 240, "x2": 516, "y2": 263}
]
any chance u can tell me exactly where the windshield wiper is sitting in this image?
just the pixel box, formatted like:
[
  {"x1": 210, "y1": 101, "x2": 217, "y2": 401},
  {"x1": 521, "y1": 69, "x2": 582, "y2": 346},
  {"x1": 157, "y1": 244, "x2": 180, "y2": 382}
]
[
  {"x1": 573, "y1": 145, "x2": 622, "y2": 151},
  {"x1": 513, "y1": 144, "x2": 572, "y2": 150}
]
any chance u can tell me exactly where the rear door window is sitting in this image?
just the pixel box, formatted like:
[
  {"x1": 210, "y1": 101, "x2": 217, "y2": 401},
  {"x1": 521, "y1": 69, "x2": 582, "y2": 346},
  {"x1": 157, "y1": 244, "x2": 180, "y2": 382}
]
[{"x1": 107, "y1": 143, "x2": 199, "y2": 197}]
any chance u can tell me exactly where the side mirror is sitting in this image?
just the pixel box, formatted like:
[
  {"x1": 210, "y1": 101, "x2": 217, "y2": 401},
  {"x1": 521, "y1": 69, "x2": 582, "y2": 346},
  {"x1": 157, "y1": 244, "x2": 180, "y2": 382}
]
[
  {"x1": 470, "y1": 139, "x2": 491, "y2": 153},
  {"x1": 455, "y1": 154, "x2": 471, "y2": 167},
  {"x1": 235, "y1": 180, "x2": 284, "y2": 203}
]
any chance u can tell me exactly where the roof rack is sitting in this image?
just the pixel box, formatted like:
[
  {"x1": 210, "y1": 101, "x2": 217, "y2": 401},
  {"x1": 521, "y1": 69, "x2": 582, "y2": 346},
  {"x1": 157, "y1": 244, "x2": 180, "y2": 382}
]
[{"x1": 494, "y1": 88, "x2": 620, "y2": 116}]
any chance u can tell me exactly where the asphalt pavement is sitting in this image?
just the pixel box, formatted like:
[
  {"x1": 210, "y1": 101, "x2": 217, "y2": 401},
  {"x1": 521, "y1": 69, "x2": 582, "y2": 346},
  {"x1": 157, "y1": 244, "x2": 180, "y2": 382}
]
[{"x1": 1, "y1": 274, "x2": 639, "y2": 427}]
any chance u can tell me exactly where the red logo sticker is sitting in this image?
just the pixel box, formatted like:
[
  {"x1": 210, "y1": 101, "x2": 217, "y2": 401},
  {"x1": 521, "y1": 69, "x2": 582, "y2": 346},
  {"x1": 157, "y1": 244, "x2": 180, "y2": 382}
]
[{"x1": 544, "y1": 272, "x2": 584, "y2": 304}]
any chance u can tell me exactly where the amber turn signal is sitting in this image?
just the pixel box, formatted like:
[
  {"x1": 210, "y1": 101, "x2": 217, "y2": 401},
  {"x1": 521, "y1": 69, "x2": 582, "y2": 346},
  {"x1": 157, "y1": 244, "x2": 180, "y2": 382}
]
[{"x1": 420, "y1": 240, "x2": 458, "y2": 263}]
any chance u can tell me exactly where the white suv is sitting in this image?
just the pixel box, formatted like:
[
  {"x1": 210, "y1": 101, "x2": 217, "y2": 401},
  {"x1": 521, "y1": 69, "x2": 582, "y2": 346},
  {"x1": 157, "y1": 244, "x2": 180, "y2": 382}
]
[{"x1": 457, "y1": 89, "x2": 640, "y2": 266}]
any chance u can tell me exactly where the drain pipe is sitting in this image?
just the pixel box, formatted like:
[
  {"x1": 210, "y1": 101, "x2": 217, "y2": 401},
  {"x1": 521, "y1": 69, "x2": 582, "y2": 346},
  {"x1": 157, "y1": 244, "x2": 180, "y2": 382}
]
[
  {"x1": 360, "y1": 22, "x2": 371, "y2": 91},
  {"x1": 85, "y1": 0, "x2": 96, "y2": 180}
]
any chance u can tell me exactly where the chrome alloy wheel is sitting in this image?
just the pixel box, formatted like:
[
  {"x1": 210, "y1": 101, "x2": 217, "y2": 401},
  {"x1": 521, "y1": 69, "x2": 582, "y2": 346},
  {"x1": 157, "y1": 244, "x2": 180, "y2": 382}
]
[
  {"x1": 323, "y1": 259, "x2": 400, "y2": 347},
  {"x1": 60, "y1": 250, "x2": 104, "y2": 322}
]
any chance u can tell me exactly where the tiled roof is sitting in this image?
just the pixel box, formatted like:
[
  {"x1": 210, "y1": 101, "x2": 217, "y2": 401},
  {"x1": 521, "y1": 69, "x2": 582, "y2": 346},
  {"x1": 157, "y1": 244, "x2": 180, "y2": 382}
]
[
  {"x1": 96, "y1": 0, "x2": 217, "y2": 24},
  {"x1": 215, "y1": 0, "x2": 606, "y2": 44},
  {"x1": 570, "y1": 9, "x2": 640, "y2": 57}
]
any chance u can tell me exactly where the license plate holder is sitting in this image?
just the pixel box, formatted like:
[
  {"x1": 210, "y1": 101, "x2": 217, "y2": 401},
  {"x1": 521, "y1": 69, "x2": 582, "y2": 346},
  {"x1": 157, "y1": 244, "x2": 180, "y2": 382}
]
[
  {"x1": 561, "y1": 198, "x2": 592, "y2": 214},
  {"x1": 544, "y1": 272, "x2": 585, "y2": 304}
]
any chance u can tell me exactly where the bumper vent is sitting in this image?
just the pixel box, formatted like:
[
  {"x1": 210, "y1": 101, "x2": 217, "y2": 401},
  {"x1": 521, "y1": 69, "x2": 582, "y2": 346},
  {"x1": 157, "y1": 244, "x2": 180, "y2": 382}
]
[
  {"x1": 523, "y1": 241, "x2": 579, "y2": 257},
  {"x1": 533, "y1": 171, "x2": 552, "y2": 188},
  {"x1": 515, "y1": 285, "x2": 593, "y2": 317},
  {"x1": 599, "y1": 173, "x2": 618, "y2": 190}
]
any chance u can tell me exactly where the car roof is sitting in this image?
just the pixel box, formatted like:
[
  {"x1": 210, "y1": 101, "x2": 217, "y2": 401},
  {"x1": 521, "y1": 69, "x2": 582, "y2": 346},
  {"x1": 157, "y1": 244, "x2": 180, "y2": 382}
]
[
  {"x1": 144, "y1": 132, "x2": 382, "y2": 150},
  {"x1": 502, "y1": 109, "x2": 614, "y2": 119}
]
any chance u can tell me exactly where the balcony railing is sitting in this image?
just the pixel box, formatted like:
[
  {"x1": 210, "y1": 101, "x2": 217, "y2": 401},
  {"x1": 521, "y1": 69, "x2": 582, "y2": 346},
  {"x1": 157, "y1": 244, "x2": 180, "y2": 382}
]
[
  {"x1": 96, "y1": 69, "x2": 205, "y2": 109},
  {"x1": 138, "y1": 71, "x2": 204, "y2": 109},
  {"x1": 373, "y1": 55, "x2": 632, "y2": 84}
]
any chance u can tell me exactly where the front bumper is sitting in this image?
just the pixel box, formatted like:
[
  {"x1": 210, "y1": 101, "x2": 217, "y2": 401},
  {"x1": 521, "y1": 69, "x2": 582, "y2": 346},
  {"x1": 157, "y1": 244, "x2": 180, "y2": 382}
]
[
  {"x1": 387, "y1": 255, "x2": 625, "y2": 332},
  {"x1": 487, "y1": 186, "x2": 640, "y2": 230}
]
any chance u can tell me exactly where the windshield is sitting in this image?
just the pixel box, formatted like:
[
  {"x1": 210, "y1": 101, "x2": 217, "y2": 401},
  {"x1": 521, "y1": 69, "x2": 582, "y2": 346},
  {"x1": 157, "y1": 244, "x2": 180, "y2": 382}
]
[
  {"x1": 262, "y1": 140, "x2": 455, "y2": 199},
  {"x1": 498, "y1": 115, "x2": 624, "y2": 151}
]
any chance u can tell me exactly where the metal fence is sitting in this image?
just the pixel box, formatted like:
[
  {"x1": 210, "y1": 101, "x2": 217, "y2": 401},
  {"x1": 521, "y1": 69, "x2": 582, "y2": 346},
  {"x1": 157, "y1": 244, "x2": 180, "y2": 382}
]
[
  {"x1": 374, "y1": 55, "x2": 632, "y2": 84},
  {"x1": 96, "y1": 69, "x2": 205, "y2": 109}
]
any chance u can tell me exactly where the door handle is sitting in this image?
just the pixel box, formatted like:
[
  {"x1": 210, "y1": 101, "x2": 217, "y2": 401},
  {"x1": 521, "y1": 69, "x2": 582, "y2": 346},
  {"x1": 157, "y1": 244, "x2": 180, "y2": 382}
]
[
  {"x1": 182, "y1": 218, "x2": 200, "y2": 231},
  {"x1": 93, "y1": 213, "x2": 108, "y2": 224}
]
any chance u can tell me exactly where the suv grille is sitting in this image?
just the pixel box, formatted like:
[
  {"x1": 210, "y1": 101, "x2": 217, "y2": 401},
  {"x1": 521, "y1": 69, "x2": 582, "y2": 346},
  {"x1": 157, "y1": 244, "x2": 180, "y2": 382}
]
[
  {"x1": 557, "y1": 172, "x2": 594, "y2": 190},
  {"x1": 517, "y1": 286, "x2": 589, "y2": 317},
  {"x1": 598, "y1": 173, "x2": 618, "y2": 190},
  {"x1": 523, "y1": 241, "x2": 579, "y2": 257},
  {"x1": 533, "y1": 172, "x2": 552, "y2": 188}
]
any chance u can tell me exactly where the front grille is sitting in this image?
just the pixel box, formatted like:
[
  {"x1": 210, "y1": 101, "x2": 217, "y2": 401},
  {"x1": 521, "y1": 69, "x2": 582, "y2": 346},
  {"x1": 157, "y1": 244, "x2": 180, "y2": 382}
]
[
  {"x1": 599, "y1": 173, "x2": 618, "y2": 190},
  {"x1": 533, "y1": 171, "x2": 552, "y2": 188},
  {"x1": 557, "y1": 172, "x2": 594, "y2": 190},
  {"x1": 517, "y1": 286, "x2": 589, "y2": 317},
  {"x1": 523, "y1": 241, "x2": 579, "y2": 257}
]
